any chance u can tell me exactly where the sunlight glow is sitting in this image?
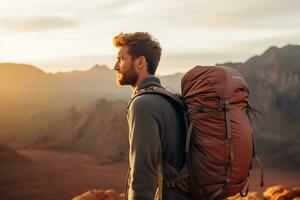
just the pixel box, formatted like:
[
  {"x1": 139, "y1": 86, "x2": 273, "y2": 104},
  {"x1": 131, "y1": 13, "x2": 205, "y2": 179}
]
[{"x1": 0, "y1": 0, "x2": 299, "y2": 74}]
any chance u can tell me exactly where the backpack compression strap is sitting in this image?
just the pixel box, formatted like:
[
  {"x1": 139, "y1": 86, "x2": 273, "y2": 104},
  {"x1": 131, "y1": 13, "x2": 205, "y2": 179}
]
[
  {"x1": 246, "y1": 101, "x2": 264, "y2": 187},
  {"x1": 192, "y1": 100, "x2": 234, "y2": 200}
]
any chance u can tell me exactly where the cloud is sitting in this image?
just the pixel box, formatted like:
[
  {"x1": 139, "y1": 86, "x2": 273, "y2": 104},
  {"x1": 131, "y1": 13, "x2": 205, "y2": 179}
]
[
  {"x1": 0, "y1": 16, "x2": 78, "y2": 32},
  {"x1": 209, "y1": 0, "x2": 300, "y2": 28},
  {"x1": 88, "y1": 0, "x2": 138, "y2": 22},
  {"x1": 130, "y1": 0, "x2": 300, "y2": 29},
  {"x1": 229, "y1": 31, "x2": 300, "y2": 54},
  {"x1": 96, "y1": 0, "x2": 135, "y2": 11}
]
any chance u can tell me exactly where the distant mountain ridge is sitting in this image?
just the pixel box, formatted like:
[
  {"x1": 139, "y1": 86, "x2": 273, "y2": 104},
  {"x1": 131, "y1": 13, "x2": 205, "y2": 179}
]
[
  {"x1": 219, "y1": 45, "x2": 300, "y2": 122},
  {"x1": 0, "y1": 62, "x2": 130, "y2": 121},
  {"x1": 0, "y1": 61, "x2": 183, "y2": 122}
]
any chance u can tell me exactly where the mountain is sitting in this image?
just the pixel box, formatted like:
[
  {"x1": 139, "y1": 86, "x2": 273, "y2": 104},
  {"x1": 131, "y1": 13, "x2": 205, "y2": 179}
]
[
  {"x1": 2, "y1": 99, "x2": 128, "y2": 163},
  {"x1": 0, "y1": 63, "x2": 130, "y2": 121},
  {"x1": 217, "y1": 45, "x2": 300, "y2": 169},
  {"x1": 0, "y1": 63, "x2": 59, "y2": 120},
  {"x1": 0, "y1": 144, "x2": 32, "y2": 165}
]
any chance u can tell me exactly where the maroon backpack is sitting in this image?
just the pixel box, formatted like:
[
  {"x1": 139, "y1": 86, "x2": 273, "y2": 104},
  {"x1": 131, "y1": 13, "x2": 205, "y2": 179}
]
[{"x1": 131, "y1": 66, "x2": 263, "y2": 200}]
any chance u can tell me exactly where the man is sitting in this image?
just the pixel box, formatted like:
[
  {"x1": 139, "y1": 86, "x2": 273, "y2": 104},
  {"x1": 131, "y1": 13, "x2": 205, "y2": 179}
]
[{"x1": 113, "y1": 32, "x2": 190, "y2": 200}]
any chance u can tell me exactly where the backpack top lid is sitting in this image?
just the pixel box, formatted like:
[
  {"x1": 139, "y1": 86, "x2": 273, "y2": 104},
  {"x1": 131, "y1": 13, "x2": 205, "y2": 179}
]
[{"x1": 181, "y1": 66, "x2": 249, "y2": 101}]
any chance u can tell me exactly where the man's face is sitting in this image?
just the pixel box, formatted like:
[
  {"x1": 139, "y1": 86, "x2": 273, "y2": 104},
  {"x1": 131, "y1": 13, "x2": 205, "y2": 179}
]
[{"x1": 114, "y1": 46, "x2": 138, "y2": 86}]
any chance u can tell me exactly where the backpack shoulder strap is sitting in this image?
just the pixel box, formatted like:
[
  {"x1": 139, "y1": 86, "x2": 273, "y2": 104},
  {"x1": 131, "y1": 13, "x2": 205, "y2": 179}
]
[
  {"x1": 127, "y1": 86, "x2": 185, "y2": 111},
  {"x1": 130, "y1": 86, "x2": 192, "y2": 154},
  {"x1": 127, "y1": 86, "x2": 187, "y2": 200}
]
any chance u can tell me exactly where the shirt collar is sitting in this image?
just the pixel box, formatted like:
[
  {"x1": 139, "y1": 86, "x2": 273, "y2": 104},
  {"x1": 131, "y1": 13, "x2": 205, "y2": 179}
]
[
  {"x1": 131, "y1": 76, "x2": 161, "y2": 98},
  {"x1": 136, "y1": 76, "x2": 161, "y2": 91}
]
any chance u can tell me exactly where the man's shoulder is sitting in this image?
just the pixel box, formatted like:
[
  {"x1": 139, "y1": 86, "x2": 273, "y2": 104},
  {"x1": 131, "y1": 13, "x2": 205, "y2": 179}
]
[
  {"x1": 130, "y1": 92, "x2": 164, "y2": 110},
  {"x1": 129, "y1": 92, "x2": 175, "y2": 117}
]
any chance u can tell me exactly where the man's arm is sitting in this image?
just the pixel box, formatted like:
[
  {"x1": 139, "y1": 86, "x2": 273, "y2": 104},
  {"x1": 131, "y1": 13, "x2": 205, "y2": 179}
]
[{"x1": 127, "y1": 95, "x2": 162, "y2": 200}]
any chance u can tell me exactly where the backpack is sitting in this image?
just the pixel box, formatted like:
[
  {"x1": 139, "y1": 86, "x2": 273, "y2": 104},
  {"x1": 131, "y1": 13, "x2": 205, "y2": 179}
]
[{"x1": 130, "y1": 65, "x2": 264, "y2": 200}]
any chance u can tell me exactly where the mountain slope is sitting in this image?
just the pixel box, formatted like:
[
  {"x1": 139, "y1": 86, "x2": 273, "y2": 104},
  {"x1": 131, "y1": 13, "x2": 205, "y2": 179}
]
[
  {"x1": 0, "y1": 144, "x2": 32, "y2": 165},
  {"x1": 2, "y1": 99, "x2": 128, "y2": 163}
]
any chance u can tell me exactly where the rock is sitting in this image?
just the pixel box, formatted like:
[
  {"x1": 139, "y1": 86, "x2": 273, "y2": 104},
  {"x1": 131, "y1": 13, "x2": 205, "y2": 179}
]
[
  {"x1": 72, "y1": 189, "x2": 124, "y2": 200},
  {"x1": 227, "y1": 185, "x2": 300, "y2": 200},
  {"x1": 228, "y1": 192, "x2": 262, "y2": 200},
  {"x1": 263, "y1": 185, "x2": 300, "y2": 200}
]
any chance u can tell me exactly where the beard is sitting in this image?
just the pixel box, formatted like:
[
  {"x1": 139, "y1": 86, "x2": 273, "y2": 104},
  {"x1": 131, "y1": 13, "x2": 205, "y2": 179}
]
[{"x1": 116, "y1": 63, "x2": 138, "y2": 86}]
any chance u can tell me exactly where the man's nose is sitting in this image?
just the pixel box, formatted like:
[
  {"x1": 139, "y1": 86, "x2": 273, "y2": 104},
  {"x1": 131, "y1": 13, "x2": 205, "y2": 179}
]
[{"x1": 114, "y1": 62, "x2": 119, "y2": 71}]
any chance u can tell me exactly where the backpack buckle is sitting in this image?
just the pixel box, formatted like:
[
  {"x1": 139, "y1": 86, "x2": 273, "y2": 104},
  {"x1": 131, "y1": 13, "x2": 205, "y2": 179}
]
[
  {"x1": 196, "y1": 106, "x2": 205, "y2": 112},
  {"x1": 223, "y1": 103, "x2": 230, "y2": 112},
  {"x1": 218, "y1": 99, "x2": 230, "y2": 112},
  {"x1": 165, "y1": 179, "x2": 176, "y2": 188}
]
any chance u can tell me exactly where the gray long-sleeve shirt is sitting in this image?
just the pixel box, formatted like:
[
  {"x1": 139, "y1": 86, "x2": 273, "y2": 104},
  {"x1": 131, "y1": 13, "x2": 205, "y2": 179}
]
[{"x1": 126, "y1": 76, "x2": 188, "y2": 200}]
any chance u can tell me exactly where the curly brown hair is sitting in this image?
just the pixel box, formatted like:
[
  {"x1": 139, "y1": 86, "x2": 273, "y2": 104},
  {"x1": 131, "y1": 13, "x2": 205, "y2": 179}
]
[{"x1": 113, "y1": 32, "x2": 162, "y2": 75}]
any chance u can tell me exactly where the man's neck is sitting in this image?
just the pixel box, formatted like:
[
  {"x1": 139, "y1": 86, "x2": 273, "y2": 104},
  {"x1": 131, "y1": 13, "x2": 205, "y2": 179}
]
[{"x1": 130, "y1": 74, "x2": 153, "y2": 92}]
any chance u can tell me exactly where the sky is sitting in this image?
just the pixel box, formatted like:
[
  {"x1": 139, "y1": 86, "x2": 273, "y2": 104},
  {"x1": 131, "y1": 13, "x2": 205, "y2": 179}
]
[{"x1": 0, "y1": 0, "x2": 299, "y2": 75}]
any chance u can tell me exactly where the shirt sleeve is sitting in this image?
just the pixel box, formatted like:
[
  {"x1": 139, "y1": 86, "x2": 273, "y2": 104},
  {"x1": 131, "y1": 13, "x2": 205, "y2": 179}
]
[{"x1": 127, "y1": 95, "x2": 162, "y2": 200}]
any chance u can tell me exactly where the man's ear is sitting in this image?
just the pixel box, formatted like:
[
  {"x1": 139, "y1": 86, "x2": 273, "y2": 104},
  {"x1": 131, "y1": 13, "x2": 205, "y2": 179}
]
[{"x1": 136, "y1": 56, "x2": 147, "y2": 69}]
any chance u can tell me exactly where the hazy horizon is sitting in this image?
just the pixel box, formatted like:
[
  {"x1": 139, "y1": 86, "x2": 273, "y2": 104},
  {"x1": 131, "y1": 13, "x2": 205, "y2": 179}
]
[{"x1": 2, "y1": 43, "x2": 299, "y2": 76}]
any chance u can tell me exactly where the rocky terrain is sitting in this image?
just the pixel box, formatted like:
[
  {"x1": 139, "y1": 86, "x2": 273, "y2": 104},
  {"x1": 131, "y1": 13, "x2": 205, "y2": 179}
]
[{"x1": 72, "y1": 185, "x2": 300, "y2": 200}]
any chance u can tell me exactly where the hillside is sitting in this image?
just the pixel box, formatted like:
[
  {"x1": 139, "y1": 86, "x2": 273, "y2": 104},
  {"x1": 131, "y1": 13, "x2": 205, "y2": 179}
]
[
  {"x1": 0, "y1": 144, "x2": 32, "y2": 165},
  {"x1": 2, "y1": 99, "x2": 128, "y2": 164}
]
